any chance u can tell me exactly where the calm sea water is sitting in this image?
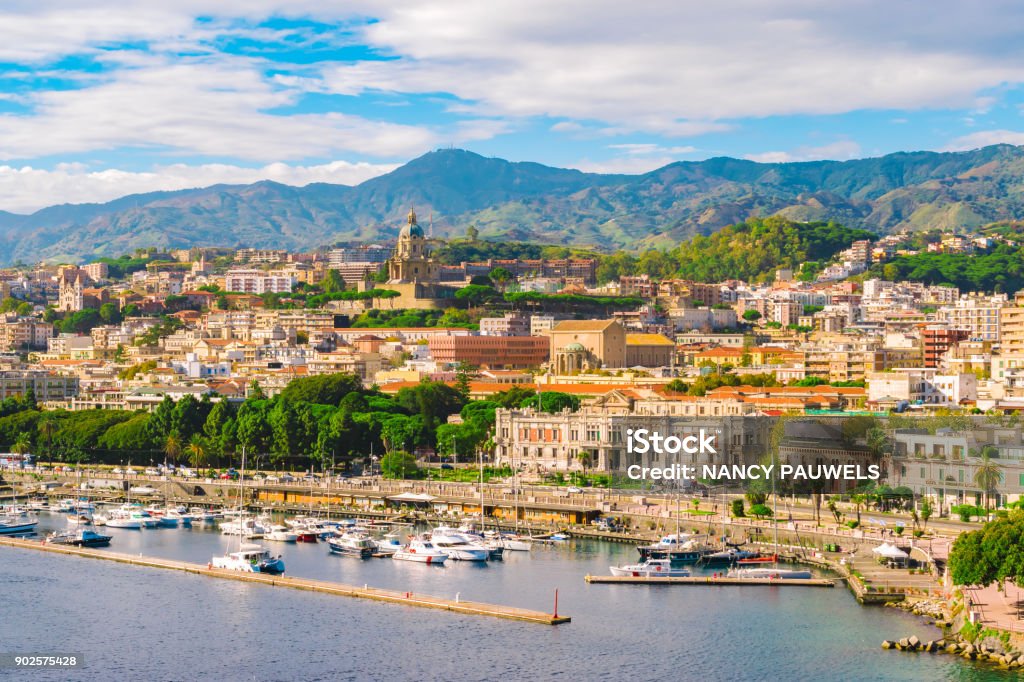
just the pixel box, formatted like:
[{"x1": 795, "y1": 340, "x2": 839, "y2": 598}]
[{"x1": 0, "y1": 513, "x2": 1009, "y2": 681}]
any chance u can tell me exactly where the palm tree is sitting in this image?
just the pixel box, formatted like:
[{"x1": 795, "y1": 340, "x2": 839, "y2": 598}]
[
  {"x1": 37, "y1": 419, "x2": 56, "y2": 468},
  {"x1": 164, "y1": 434, "x2": 182, "y2": 465},
  {"x1": 11, "y1": 432, "x2": 31, "y2": 456},
  {"x1": 576, "y1": 450, "x2": 593, "y2": 483},
  {"x1": 850, "y1": 493, "x2": 868, "y2": 526},
  {"x1": 187, "y1": 437, "x2": 208, "y2": 471},
  {"x1": 973, "y1": 446, "x2": 1004, "y2": 511}
]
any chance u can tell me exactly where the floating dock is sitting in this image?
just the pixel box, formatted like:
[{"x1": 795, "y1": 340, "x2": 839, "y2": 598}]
[
  {"x1": 585, "y1": 574, "x2": 835, "y2": 587},
  {"x1": 0, "y1": 536, "x2": 569, "y2": 625}
]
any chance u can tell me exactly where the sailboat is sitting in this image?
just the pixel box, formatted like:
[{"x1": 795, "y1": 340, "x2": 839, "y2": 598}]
[
  {"x1": 211, "y1": 448, "x2": 285, "y2": 574},
  {"x1": 728, "y1": 462, "x2": 811, "y2": 580}
]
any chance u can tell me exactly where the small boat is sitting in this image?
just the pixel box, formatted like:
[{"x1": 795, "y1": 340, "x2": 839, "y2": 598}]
[
  {"x1": 0, "y1": 514, "x2": 39, "y2": 535},
  {"x1": 737, "y1": 554, "x2": 779, "y2": 565},
  {"x1": 393, "y1": 538, "x2": 448, "y2": 564},
  {"x1": 265, "y1": 525, "x2": 298, "y2": 543},
  {"x1": 46, "y1": 527, "x2": 112, "y2": 547},
  {"x1": 549, "y1": 532, "x2": 570, "y2": 542},
  {"x1": 219, "y1": 517, "x2": 268, "y2": 538},
  {"x1": 295, "y1": 530, "x2": 318, "y2": 543},
  {"x1": 727, "y1": 566, "x2": 813, "y2": 580},
  {"x1": 211, "y1": 543, "x2": 285, "y2": 574},
  {"x1": 610, "y1": 559, "x2": 691, "y2": 577},
  {"x1": 701, "y1": 547, "x2": 758, "y2": 566},
  {"x1": 327, "y1": 532, "x2": 375, "y2": 558},
  {"x1": 372, "y1": 533, "x2": 403, "y2": 556},
  {"x1": 637, "y1": 533, "x2": 713, "y2": 564}
]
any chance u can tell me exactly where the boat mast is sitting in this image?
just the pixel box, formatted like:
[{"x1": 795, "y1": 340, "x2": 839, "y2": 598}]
[{"x1": 238, "y1": 446, "x2": 246, "y2": 553}]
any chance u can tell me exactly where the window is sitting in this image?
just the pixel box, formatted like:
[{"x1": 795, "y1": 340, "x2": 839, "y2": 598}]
[{"x1": 920, "y1": 467, "x2": 925, "y2": 479}]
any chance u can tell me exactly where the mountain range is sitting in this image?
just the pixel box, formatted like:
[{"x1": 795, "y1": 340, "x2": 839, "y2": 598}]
[{"x1": 4, "y1": 145, "x2": 1024, "y2": 265}]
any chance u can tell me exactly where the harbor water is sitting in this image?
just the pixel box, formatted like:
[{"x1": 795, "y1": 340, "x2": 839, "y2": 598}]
[{"x1": 0, "y1": 514, "x2": 1009, "y2": 681}]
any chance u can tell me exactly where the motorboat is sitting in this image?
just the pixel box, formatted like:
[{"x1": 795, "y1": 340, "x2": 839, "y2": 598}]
[
  {"x1": 637, "y1": 533, "x2": 713, "y2": 564},
  {"x1": 430, "y1": 528, "x2": 490, "y2": 562},
  {"x1": 609, "y1": 559, "x2": 691, "y2": 577},
  {"x1": 327, "y1": 532, "x2": 375, "y2": 558},
  {"x1": 393, "y1": 538, "x2": 448, "y2": 564},
  {"x1": 211, "y1": 543, "x2": 285, "y2": 574},
  {"x1": 102, "y1": 506, "x2": 158, "y2": 529},
  {"x1": 188, "y1": 508, "x2": 218, "y2": 524},
  {"x1": 727, "y1": 566, "x2": 813, "y2": 580},
  {"x1": 219, "y1": 517, "x2": 268, "y2": 538},
  {"x1": 46, "y1": 527, "x2": 112, "y2": 547},
  {"x1": 265, "y1": 525, "x2": 298, "y2": 543},
  {"x1": 295, "y1": 529, "x2": 318, "y2": 543},
  {"x1": 372, "y1": 533, "x2": 403, "y2": 556}
]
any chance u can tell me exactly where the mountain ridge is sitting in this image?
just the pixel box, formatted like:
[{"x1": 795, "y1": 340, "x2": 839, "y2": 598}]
[{"x1": 4, "y1": 145, "x2": 1024, "y2": 264}]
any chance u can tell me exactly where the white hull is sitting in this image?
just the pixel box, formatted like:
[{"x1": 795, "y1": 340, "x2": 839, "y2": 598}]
[
  {"x1": 610, "y1": 565, "x2": 690, "y2": 577},
  {"x1": 393, "y1": 550, "x2": 447, "y2": 564},
  {"x1": 105, "y1": 518, "x2": 142, "y2": 529},
  {"x1": 501, "y1": 539, "x2": 532, "y2": 551},
  {"x1": 728, "y1": 567, "x2": 813, "y2": 580},
  {"x1": 266, "y1": 530, "x2": 298, "y2": 542},
  {"x1": 441, "y1": 547, "x2": 489, "y2": 562},
  {"x1": 212, "y1": 556, "x2": 260, "y2": 572}
]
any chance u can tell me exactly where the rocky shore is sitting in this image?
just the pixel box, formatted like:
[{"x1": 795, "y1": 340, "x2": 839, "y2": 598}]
[{"x1": 882, "y1": 599, "x2": 1022, "y2": 668}]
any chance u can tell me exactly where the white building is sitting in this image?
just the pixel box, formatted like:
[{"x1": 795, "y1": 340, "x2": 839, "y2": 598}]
[
  {"x1": 224, "y1": 269, "x2": 295, "y2": 294},
  {"x1": 867, "y1": 369, "x2": 977, "y2": 408}
]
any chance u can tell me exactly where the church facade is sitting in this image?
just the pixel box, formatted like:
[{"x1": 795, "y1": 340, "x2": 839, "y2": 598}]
[{"x1": 361, "y1": 208, "x2": 455, "y2": 309}]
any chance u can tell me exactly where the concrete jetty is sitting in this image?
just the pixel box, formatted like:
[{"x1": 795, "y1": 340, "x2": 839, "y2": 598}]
[
  {"x1": 585, "y1": 574, "x2": 835, "y2": 587},
  {"x1": 0, "y1": 537, "x2": 570, "y2": 625}
]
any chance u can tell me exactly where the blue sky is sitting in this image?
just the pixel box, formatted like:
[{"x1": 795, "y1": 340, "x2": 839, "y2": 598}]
[{"x1": 2, "y1": 1, "x2": 1024, "y2": 212}]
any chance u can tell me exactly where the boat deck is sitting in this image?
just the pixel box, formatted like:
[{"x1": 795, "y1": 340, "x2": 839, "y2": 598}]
[
  {"x1": 585, "y1": 574, "x2": 835, "y2": 587},
  {"x1": 0, "y1": 536, "x2": 569, "y2": 625}
]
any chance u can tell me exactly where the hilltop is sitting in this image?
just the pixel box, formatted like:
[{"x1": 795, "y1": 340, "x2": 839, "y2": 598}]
[{"x1": 4, "y1": 145, "x2": 1024, "y2": 264}]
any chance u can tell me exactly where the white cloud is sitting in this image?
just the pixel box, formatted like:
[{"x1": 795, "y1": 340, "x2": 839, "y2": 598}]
[
  {"x1": 570, "y1": 156, "x2": 680, "y2": 175},
  {"x1": 608, "y1": 143, "x2": 697, "y2": 156},
  {"x1": 944, "y1": 130, "x2": 1024, "y2": 151},
  {"x1": 0, "y1": 160, "x2": 397, "y2": 214},
  {"x1": 744, "y1": 140, "x2": 862, "y2": 163},
  {"x1": 320, "y1": 1, "x2": 1024, "y2": 134},
  {"x1": 0, "y1": 54, "x2": 438, "y2": 161}
]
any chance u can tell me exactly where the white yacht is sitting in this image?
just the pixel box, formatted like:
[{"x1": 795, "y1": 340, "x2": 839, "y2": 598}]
[
  {"x1": 727, "y1": 566, "x2": 813, "y2": 580},
  {"x1": 219, "y1": 516, "x2": 268, "y2": 538},
  {"x1": 265, "y1": 525, "x2": 298, "y2": 543},
  {"x1": 610, "y1": 559, "x2": 691, "y2": 577},
  {"x1": 372, "y1": 532, "x2": 403, "y2": 556},
  {"x1": 327, "y1": 532, "x2": 375, "y2": 558},
  {"x1": 211, "y1": 543, "x2": 285, "y2": 574},
  {"x1": 393, "y1": 538, "x2": 448, "y2": 564},
  {"x1": 430, "y1": 528, "x2": 490, "y2": 562}
]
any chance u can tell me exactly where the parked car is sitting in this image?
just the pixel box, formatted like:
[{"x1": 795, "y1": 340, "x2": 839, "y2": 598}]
[
  {"x1": 178, "y1": 468, "x2": 197, "y2": 478},
  {"x1": 567, "y1": 486, "x2": 583, "y2": 494},
  {"x1": 279, "y1": 474, "x2": 295, "y2": 483}
]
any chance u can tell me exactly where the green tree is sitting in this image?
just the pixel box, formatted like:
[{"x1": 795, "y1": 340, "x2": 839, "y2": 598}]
[
  {"x1": 322, "y1": 269, "x2": 346, "y2": 293},
  {"x1": 164, "y1": 434, "x2": 182, "y2": 464},
  {"x1": 742, "y1": 310, "x2": 762, "y2": 322},
  {"x1": 380, "y1": 450, "x2": 419, "y2": 479},
  {"x1": 187, "y1": 437, "x2": 208, "y2": 470},
  {"x1": 489, "y1": 267, "x2": 513, "y2": 294}
]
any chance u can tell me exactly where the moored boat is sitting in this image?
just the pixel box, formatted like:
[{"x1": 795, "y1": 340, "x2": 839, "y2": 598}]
[
  {"x1": 211, "y1": 543, "x2": 285, "y2": 574},
  {"x1": 327, "y1": 532, "x2": 375, "y2": 558},
  {"x1": 609, "y1": 559, "x2": 691, "y2": 577},
  {"x1": 393, "y1": 538, "x2": 448, "y2": 564},
  {"x1": 727, "y1": 566, "x2": 813, "y2": 580},
  {"x1": 46, "y1": 527, "x2": 112, "y2": 547}
]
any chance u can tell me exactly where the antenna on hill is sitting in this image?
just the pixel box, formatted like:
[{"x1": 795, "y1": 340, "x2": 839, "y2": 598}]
[{"x1": 429, "y1": 212, "x2": 434, "y2": 239}]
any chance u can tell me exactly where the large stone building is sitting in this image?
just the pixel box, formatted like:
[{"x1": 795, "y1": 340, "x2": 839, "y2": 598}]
[
  {"x1": 375, "y1": 208, "x2": 455, "y2": 309},
  {"x1": 493, "y1": 390, "x2": 771, "y2": 474},
  {"x1": 428, "y1": 335, "x2": 550, "y2": 369},
  {"x1": 549, "y1": 319, "x2": 627, "y2": 373},
  {"x1": 888, "y1": 424, "x2": 1024, "y2": 509}
]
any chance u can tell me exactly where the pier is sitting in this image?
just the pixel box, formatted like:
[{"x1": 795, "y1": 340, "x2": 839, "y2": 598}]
[
  {"x1": 0, "y1": 537, "x2": 570, "y2": 625},
  {"x1": 584, "y1": 574, "x2": 835, "y2": 586}
]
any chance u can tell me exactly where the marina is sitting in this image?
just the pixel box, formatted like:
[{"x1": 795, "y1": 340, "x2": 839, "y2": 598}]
[
  {"x1": 0, "y1": 535, "x2": 570, "y2": 625},
  {"x1": 0, "y1": 500, "x2": 991, "y2": 680}
]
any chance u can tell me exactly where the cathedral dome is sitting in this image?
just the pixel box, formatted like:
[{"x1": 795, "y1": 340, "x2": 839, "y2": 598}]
[{"x1": 400, "y1": 206, "x2": 425, "y2": 238}]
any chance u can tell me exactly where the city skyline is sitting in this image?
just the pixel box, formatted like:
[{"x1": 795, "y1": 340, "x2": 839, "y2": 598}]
[{"x1": 3, "y1": 1, "x2": 1024, "y2": 212}]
